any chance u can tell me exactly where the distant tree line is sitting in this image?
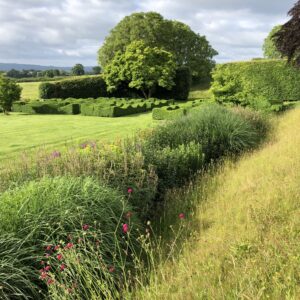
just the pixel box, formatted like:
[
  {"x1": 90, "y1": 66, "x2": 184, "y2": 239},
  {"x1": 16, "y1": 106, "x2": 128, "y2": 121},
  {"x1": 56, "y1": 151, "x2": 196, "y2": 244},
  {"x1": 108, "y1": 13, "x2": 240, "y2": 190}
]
[{"x1": 5, "y1": 64, "x2": 101, "y2": 79}]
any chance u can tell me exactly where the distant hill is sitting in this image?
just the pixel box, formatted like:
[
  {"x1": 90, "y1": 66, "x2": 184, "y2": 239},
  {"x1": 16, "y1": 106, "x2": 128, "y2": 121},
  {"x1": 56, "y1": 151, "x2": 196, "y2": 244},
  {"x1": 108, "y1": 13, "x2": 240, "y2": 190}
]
[{"x1": 0, "y1": 63, "x2": 93, "y2": 72}]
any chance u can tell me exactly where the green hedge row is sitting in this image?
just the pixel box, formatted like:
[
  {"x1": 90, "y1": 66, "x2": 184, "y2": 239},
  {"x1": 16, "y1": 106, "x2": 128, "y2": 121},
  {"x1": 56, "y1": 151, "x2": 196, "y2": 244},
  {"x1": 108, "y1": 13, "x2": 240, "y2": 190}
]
[
  {"x1": 13, "y1": 98, "x2": 173, "y2": 117},
  {"x1": 39, "y1": 76, "x2": 108, "y2": 99},
  {"x1": 39, "y1": 67, "x2": 191, "y2": 101},
  {"x1": 211, "y1": 60, "x2": 300, "y2": 109},
  {"x1": 152, "y1": 100, "x2": 203, "y2": 120}
]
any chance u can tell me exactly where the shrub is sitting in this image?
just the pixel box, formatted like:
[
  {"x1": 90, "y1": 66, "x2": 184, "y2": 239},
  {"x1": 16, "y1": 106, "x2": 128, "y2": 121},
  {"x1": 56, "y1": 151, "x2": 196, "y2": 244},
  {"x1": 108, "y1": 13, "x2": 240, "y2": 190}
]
[
  {"x1": 145, "y1": 142, "x2": 204, "y2": 191},
  {"x1": 39, "y1": 76, "x2": 108, "y2": 99},
  {"x1": 211, "y1": 60, "x2": 300, "y2": 109}
]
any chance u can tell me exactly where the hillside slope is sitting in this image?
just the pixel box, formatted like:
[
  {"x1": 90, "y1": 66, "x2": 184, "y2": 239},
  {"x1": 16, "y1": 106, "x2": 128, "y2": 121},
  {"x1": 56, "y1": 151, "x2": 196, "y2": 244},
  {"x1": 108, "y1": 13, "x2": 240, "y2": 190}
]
[{"x1": 135, "y1": 108, "x2": 300, "y2": 299}]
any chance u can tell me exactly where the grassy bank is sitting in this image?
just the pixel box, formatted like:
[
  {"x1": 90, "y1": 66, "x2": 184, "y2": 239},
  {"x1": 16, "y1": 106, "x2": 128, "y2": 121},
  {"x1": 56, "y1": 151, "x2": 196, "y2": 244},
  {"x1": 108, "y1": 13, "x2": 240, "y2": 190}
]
[
  {"x1": 0, "y1": 112, "x2": 155, "y2": 160},
  {"x1": 134, "y1": 108, "x2": 300, "y2": 299}
]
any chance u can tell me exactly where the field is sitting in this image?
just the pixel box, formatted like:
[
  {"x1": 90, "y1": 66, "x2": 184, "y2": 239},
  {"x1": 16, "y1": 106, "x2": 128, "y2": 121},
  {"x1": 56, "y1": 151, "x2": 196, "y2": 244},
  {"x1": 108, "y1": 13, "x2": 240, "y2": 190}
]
[
  {"x1": 0, "y1": 112, "x2": 154, "y2": 160},
  {"x1": 135, "y1": 107, "x2": 300, "y2": 299},
  {"x1": 19, "y1": 82, "x2": 40, "y2": 99}
]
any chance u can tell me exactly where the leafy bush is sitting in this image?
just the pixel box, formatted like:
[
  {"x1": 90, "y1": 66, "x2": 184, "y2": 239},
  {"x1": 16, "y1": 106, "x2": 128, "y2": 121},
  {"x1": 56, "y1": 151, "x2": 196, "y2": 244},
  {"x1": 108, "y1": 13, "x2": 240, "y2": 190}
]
[
  {"x1": 211, "y1": 60, "x2": 300, "y2": 109},
  {"x1": 145, "y1": 142, "x2": 204, "y2": 190},
  {"x1": 39, "y1": 76, "x2": 108, "y2": 99},
  {"x1": 152, "y1": 106, "x2": 187, "y2": 120}
]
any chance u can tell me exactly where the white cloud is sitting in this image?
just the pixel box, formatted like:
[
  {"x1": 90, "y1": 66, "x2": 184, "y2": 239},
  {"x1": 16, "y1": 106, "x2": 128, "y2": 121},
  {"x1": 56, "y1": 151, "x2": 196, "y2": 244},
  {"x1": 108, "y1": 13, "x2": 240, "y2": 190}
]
[{"x1": 0, "y1": 0, "x2": 296, "y2": 66}]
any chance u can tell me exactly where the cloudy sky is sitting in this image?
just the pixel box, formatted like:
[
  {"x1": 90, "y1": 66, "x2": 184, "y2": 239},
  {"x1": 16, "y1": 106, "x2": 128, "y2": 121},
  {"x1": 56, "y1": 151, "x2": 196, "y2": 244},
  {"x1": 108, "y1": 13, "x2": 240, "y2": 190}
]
[{"x1": 0, "y1": 0, "x2": 296, "y2": 66}]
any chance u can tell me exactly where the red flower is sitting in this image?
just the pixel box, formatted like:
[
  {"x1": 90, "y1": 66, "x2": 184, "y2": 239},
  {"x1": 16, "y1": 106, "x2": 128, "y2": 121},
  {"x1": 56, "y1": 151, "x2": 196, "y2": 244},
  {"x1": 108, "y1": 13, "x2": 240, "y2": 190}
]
[
  {"x1": 108, "y1": 266, "x2": 115, "y2": 273},
  {"x1": 54, "y1": 245, "x2": 60, "y2": 251},
  {"x1": 44, "y1": 265, "x2": 51, "y2": 272},
  {"x1": 65, "y1": 242, "x2": 74, "y2": 250},
  {"x1": 46, "y1": 245, "x2": 52, "y2": 251},
  {"x1": 60, "y1": 264, "x2": 67, "y2": 271},
  {"x1": 179, "y1": 213, "x2": 185, "y2": 220},
  {"x1": 122, "y1": 223, "x2": 129, "y2": 234},
  {"x1": 82, "y1": 224, "x2": 90, "y2": 231},
  {"x1": 57, "y1": 254, "x2": 63, "y2": 261},
  {"x1": 127, "y1": 188, "x2": 133, "y2": 194},
  {"x1": 47, "y1": 279, "x2": 55, "y2": 285},
  {"x1": 126, "y1": 211, "x2": 133, "y2": 219}
]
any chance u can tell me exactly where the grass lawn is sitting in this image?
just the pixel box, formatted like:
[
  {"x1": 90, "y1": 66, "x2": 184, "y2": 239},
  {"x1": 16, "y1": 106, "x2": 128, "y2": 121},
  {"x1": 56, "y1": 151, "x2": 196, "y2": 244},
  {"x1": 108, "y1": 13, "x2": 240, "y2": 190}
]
[
  {"x1": 19, "y1": 82, "x2": 40, "y2": 99},
  {"x1": 0, "y1": 112, "x2": 155, "y2": 160}
]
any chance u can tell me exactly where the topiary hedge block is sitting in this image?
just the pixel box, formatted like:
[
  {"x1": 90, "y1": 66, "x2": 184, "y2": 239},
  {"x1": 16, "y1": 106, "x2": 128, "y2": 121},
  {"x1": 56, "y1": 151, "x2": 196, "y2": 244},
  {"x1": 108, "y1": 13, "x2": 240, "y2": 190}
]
[{"x1": 152, "y1": 107, "x2": 187, "y2": 120}]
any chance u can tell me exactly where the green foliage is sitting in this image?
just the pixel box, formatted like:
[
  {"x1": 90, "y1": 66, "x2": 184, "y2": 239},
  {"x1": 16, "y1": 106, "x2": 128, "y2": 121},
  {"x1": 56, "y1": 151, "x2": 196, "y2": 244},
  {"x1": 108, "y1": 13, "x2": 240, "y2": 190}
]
[
  {"x1": 154, "y1": 66, "x2": 192, "y2": 100},
  {"x1": 146, "y1": 104, "x2": 265, "y2": 163},
  {"x1": 145, "y1": 142, "x2": 204, "y2": 190},
  {"x1": 263, "y1": 25, "x2": 282, "y2": 59},
  {"x1": 0, "y1": 176, "x2": 142, "y2": 299},
  {"x1": 152, "y1": 106, "x2": 187, "y2": 120},
  {"x1": 98, "y1": 12, "x2": 217, "y2": 80},
  {"x1": 39, "y1": 76, "x2": 107, "y2": 99},
  {"x1": 0, "y1": 76, "x2": 22, "y2": 113},
  {"x1": 211, "y1": 60, "x2": 300, "y2": 109},
  {"x1": 104, "y1": 41, "x2": 176, "y2": 98},
  {"x1": 71, "y1": 64, "x2": 85, "y2": 76}
]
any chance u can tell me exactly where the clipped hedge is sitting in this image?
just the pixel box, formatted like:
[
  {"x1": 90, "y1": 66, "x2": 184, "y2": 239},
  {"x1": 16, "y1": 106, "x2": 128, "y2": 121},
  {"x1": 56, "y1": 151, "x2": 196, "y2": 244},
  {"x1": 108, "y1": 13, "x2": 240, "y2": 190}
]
[
  {"x1": 211, "y1": 60, "x2": 300, "y2": 109},
  {"x1": 39, "y1": 76, "x2": 108, "y2": 99}
]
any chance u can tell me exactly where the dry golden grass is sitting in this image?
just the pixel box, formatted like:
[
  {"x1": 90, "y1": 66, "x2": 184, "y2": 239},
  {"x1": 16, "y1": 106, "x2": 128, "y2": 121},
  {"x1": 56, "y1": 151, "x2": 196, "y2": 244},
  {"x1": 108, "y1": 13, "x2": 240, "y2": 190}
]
[{"x1": 134, "y1": 108, "x2": 300, "y2": 299}]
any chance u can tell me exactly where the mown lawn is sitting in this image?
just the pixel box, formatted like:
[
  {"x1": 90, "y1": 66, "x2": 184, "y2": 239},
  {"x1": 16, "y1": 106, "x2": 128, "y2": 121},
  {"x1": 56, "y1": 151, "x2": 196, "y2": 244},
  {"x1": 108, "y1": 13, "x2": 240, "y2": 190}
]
[
  {"x1": 0, "y1": 112, "x2": 155, "y2": 160},
  {"x1": 134, "y1": 107, "x2": 300, "y2": 299},
  {"x1": 19, "y1": 82, "x2": 40, "y2": 99}
]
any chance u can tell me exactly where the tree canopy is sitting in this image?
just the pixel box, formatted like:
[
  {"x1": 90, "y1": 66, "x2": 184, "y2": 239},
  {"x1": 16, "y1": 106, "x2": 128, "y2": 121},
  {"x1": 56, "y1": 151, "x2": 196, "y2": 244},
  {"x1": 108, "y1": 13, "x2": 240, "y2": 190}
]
[
  {"x1": 98, "y1": 12, "x2": 217, "y2": 81},
  {"x1": 274, "y1": 0, "x2": 300, "y2": 66},
  {"x1": 72, "y1": 64, "x2": 85, "y2": 76},
  {"x1": 104, "y1": 40, "x2": 176, "y2": 98},
  {"x1": 0, "y1": 76, "x2": 22, "y2": 114},
  {"x1": 263, "y1": 25, "x2": 282, "y2": 59}
]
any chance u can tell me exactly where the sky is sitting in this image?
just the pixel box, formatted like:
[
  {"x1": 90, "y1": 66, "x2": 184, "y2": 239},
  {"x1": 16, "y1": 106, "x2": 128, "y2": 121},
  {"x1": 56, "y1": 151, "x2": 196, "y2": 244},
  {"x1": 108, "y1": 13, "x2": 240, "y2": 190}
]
[{"x1": 0, "y1": 0, "x2": 296, "y2": 66}]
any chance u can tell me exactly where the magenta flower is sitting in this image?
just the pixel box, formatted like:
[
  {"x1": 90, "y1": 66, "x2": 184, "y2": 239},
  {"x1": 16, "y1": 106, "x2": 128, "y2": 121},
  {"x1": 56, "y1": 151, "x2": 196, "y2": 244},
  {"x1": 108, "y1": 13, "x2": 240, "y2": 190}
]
[
  {"x1": 57, "y1": 254, "x2": 63, "y2": 261},
  {"x1": 82, "y1": 224, "x2": 90, "y2": 231},
  {"x1": 122, "y1": 223, "x2": 129, "y2": 234},
  {"x1": 51, "y1": 151, "x2": 61, "y2": 158},
  {"x1": 127, "y1": 188, "x2": 133, "y2": 194},
  {"x1": 65, "y1": 242, "x2": 74, "y2": 250},
  {"x1": 60, "y1": 264, "x2": 67, "y2": 271},
  {"x1": 44, "y1": 265, "x2": 51, "y2": 272},
  {"x1": 179, "y1": 213, "x2": 185, "y2": 220}
]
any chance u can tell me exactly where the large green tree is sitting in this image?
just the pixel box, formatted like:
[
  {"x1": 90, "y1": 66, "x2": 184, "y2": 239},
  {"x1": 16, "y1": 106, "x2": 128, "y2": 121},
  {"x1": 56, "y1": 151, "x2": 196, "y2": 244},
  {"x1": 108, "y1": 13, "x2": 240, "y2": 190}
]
[
  {"x1": 98, "y1": 12, "x2": 217, "y2": 81},
  {"x1": 263, "y1": 25, "x2": 282, "y2": 59},
  {"x1": 0, "y1": 76, "x2": 22, "y2": 114},
  {"x1": 72, "y1": 64, "x2": 85, "y2": 76},
  {"x1": 104, "y1": 41, "x2": 176, "y2": 98},
  {"x1": 274, "y1": 1, "x2": 300, "y2": 66}
]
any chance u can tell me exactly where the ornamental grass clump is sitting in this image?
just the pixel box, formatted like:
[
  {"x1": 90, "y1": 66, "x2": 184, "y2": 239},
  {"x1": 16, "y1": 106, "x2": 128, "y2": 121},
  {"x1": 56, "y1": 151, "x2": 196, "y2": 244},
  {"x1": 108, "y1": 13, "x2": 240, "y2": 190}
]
[{"x1": 0, "y1": 177, "x2": 143, "y2": 299}]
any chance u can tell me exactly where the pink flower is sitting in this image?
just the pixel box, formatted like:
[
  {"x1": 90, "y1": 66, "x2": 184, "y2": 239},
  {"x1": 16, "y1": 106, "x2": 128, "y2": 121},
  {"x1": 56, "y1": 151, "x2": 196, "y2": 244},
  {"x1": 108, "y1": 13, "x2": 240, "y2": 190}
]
[
  {"x1": 82, "y1": 224, "x2": 90, "y2": 231},
  {"x1": 127, "y1": 188, "x2": 133, "y2": 194},
  {"x1": 60, "y1": 264, "x2": 67, "y2": 271},
  {"x1": 47, "y1": 279, "x2": 55, "y2": 285},
  {"x1": 126, "y1": 211, "x2": 133, "y2": 219},
  {"x1": 108, "y1": 266, "x2": 115, "y2": 273},
  {"x1": 40, "y1": 272, "x2": 48, "y2": 280},
  {"x1": 122, "y1": 223, "x2": 129, "y2": 234},
  {"x1": 57, "y1": 254, "x2": 63, "y2": 261},
  {"x1": 65, "y1": 243, "x2": 74, "y2": 250},
  {"x1": 44, "y1": 265, "x2": 51, "y2": 272},
  {"x1": 46, "y1": 245, "x2": 52, "y2": 251},
  {"x1": 179, "y1": 213, "x2": 185, "y2": 220}
]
